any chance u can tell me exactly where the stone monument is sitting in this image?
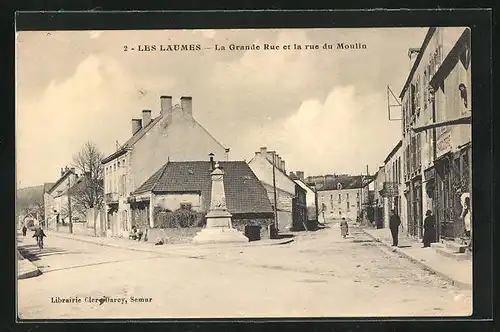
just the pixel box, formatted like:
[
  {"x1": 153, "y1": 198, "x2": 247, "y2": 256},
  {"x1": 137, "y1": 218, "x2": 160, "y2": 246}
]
[{"x1": 192, "y1": 162, "x2": 249, "y2": 244}]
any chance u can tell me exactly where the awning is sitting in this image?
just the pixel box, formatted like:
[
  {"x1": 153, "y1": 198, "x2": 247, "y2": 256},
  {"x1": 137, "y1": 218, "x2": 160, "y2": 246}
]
[{"x1": 412, "y1": 115, "x2": 471, "y2": 133}]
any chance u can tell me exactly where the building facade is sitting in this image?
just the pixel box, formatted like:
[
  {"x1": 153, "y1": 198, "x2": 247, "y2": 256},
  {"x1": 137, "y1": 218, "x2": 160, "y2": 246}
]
[
  {"x1": 400, "y1": 27, "x2": 471, "y2": 240},
  {"x1": 247, "y1": 147, "x2": 302, "y2": 231},
  {"x1": 291, "y1": 171, "x2": 318, "y2": 223},
  {"x1": 428, "y1": 28, "x2": 472, "y2": 240},
  {"x1": 316, "y1": 175, "x2": 370, "y2": 222},
  {"x1": 44, "y1": 167, "x2": 79, "y2": 230},
  {"x1": 377, "y1": 141, "x2": 406, "y2": 230},
  {"x1": 101, "y1": 95, "x2": 229, "y2": 238}
]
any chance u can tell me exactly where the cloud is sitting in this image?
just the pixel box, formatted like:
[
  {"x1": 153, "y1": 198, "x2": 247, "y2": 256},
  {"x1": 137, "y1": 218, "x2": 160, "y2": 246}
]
[
  {"x1": 16, "y1": 55, "x2": 176, "y2": 187},
  {"x1": 238, "y1": 85, "x2": 401, "y2": 176}
]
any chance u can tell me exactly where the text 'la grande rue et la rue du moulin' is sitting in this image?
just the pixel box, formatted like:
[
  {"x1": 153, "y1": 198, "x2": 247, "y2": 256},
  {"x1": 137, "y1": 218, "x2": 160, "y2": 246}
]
[{"x1": 122, "y1": 42, "x2": 367, "y2": 52}]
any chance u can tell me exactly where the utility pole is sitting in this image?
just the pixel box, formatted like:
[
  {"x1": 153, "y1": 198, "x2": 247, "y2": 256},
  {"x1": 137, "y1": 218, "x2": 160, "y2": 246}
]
[
  {"x1": 67, "y1": 176, "x2": 73, "y2": 234},
  {"x1": 272, "y1": 152, "x2": 279, "y2": 232}
]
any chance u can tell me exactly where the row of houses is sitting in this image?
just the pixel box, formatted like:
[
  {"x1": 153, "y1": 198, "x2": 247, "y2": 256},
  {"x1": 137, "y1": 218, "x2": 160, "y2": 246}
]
[
  {"x1": 373, "y1": 27, "x2": 472, "y2": 242},
  {"x1": 43, "y1": 96, "x2": 320, "y2": 239}
]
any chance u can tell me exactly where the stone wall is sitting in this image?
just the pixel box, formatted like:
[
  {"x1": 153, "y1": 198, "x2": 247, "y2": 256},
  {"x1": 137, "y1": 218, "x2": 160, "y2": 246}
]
[
  {"x1": 56, "y1": 222, "x2": 96, "y2": 236},
  {"x1": 147, "y1": 227, "x2": 203, "y2": 245}
]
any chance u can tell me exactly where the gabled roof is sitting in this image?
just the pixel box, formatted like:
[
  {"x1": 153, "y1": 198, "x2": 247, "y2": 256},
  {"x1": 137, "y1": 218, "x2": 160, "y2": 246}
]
[
  {"x1": 102, "y1": 116, "x2": 161, "y2": 164},
  {"x1": 102, "y1": 108, "x2": 228, "y2": 165},
  {"x1": 248, "y1": 153, "x2": 296, "y2": 186},
  {"x1": 46, "y1": 169, "x2": 77, "y2": 195},
  {"x1": 133, "y1": 161, "x2": 273, "y2": 216},
  {"x1": 318, "y1": 175, "x2": 375, "y2": 191},
  {"x1": 383, "y1": 140, "x2": 403, "y2": 164},
  {"x1": 43, "y1": 182, "x2": 55, "y2": 193},
  {"x1": 294, "y1": 179, "x2": 315, "y2": 193},
  {"x1": 399, "y1": 27, "x2": 437, "y2": 99}
]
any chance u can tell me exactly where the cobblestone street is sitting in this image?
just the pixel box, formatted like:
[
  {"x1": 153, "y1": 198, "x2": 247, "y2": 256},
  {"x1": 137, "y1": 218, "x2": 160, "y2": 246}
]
[{"x1": 17, "y1": 224, "x2": 472, "y2": 319}]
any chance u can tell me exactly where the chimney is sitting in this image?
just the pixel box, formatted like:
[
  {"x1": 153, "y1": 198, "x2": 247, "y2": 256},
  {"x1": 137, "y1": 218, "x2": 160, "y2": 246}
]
[
  {"x1": 60, "y1": 168, "x2": 64, "y2": 177},
  {"x1": 142, "y1": 109, "x2": 152, "y2": 127},
  {"x1": 296, "y1": 171, "x2": 304, "y2": 181},
  {"x1": 260, "y1": 147, "x2": 267, "y2": 155},
  {"x1": 70, "y1": 167, "x2": 75, "y2": 173},
  {"x1": 180, "y1": 96, "x2": 193, "y2": 116},
  {"x1": 281, "y1": 160, "x2": 286, "y2": 172},
  {"x1": 209, "y1": 153, "x2": 215, "y2": 171},
  {"x1": 160, "y1": 95, "x2": 173, "y2": 116},
  {"x1": 131, "y1": 119, "x2": 142, "y2": 135}
]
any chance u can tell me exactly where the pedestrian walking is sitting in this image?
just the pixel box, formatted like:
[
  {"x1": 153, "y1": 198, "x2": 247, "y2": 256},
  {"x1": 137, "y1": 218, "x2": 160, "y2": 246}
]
[
  {"x1": 422, "y1": 210, "x2": 436, "y2": 248},
  {"x1": 340, "y1": 217, "x2": 349, "y2": 238},
  {"x1": 389, "y1": 209, "x2": 401, "y2": 247},
  {"x1": 22, "y1": 225, "x2": 27, "y2": 236}
]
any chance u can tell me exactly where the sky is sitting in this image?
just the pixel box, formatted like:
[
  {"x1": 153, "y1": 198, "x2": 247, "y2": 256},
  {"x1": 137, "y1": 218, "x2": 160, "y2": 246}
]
[{"x1": 16, "y1": 27, "x2": 429, "y2": 188}]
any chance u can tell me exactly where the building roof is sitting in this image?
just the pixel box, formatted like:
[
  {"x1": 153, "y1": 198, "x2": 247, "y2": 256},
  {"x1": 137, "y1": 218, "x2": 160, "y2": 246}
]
[
  {"x1": 133, "y1": 161, "x2": 273, "y2": 215},
  {"x1": 249, "y1": 152, "x2": 296, "y2": 185},
  {"x1": 294, "y1": 179, "x2": 315, "y2": 193},
  {"x1": 317, "y1": 175, "x2": 375, "y2": 191},
  {"x1": 43, "y1": 182, "x2": 55, "y2": 193},
  {"x1": 46, "y1": 169, "x2": 77, "y2": 195},
  {"x1": 399, "y1": 27, "x2": 437, "y2": 99},
  {"x1": 429, "y1": 28, "x2": 471, "y2": 89},
  {"x1": 383, "y1": 140, "x2": 403, "y2": 164},
  {"x1": 102, "y1": 108, "x2": 228, "y2": 165}
]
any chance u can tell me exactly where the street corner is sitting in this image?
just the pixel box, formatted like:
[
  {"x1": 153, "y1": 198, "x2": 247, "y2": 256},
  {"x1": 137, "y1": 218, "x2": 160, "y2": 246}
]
[{"x1": 17, "y1": 250, "x2": 42, "y2": 280}]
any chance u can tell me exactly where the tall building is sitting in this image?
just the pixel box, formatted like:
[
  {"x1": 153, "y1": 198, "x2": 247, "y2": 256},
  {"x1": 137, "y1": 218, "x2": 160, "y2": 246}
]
[{"x1": 400, "y1": 27, "x2": 471, "y2": 240}]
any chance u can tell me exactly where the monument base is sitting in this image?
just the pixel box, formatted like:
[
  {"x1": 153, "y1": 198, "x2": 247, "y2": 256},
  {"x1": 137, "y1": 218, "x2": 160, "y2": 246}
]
[{"x1": 192, "y1": 227, "x2": 249, "y2": 244}]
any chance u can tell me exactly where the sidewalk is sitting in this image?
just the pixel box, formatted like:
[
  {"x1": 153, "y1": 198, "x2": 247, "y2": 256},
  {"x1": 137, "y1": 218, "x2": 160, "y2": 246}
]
[
  {"x1": 362, "y1": 227, "x2": 472, "y2": 290},
  {"x1": 46, "y1": 230, "x2": 294, "y2": 254},
  {"x1": 17, "y1": 249, "x2": 41, "y2": 280}
]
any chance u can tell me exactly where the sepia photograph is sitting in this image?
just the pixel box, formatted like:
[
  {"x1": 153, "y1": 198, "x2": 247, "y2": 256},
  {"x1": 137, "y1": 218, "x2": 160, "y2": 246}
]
[{"x1": 15, "y1": 25, "x2": 473, "y2": 319}]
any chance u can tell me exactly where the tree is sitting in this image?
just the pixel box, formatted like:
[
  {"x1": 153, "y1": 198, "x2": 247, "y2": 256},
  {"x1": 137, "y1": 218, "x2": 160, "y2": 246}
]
[{"x1": 71, "y1": 141, "x2": 105, "y2": 211}]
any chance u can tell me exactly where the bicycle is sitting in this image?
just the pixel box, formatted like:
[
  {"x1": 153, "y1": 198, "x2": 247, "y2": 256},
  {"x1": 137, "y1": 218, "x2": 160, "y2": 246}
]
[{"x1": 37, "y1": 236, "x2": 44, "y2": 250}]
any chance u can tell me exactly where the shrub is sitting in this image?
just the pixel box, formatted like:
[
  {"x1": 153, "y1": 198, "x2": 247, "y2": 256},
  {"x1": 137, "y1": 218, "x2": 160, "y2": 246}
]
[{"x1": 154, "y1": 207, "x2": 205, "y2": 228}]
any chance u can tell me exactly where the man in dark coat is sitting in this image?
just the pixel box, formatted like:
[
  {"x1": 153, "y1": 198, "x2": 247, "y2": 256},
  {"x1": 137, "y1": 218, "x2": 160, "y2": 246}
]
[
  {"x1": 389, "y1": 209, "x2": 401, "y2": 247},
  {"x1": 422, "y1": 210, "x2": 436, "y2": 248}
]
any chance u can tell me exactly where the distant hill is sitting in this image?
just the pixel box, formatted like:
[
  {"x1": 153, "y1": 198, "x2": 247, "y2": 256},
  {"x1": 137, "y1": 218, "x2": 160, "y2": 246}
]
[
  {"x1": 16, "y1": 185, "x2": 44, "y2": 202},
  {"x1": 16, "y1": 185, "x2": 45, "y2": 220}
]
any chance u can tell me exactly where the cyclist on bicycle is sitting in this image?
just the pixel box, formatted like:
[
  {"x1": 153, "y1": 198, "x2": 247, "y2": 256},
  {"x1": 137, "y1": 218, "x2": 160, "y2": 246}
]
[{"x1": 32, "y1": 225, "x2": 47, "y2": 249}]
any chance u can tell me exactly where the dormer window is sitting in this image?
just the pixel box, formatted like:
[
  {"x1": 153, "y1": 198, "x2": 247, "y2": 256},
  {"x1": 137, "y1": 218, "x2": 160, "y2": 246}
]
[{"x1": 337, "y1": 183, "x2": 342, "y2": 190}]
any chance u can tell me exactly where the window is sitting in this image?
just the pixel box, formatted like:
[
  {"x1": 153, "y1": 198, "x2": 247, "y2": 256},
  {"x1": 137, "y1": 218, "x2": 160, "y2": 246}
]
[
  {"x1": 338, "y1": 194, "x2": 341, "y2": 203},
  {"x1": 357, "y1": 192, "x2": 360, "y2": 198},
  {"x1": 120, "y1": 175, "x2": 126, "y2": 195},
  {"x1": 346, "y1": 201, "x2": 350, "y2": 211},
  {"x1": 180, "y1": 203, "x2": 192, "y2": 210},
  {"x1": 347, "y1": 193, "x2": 349, "y2": 200},
  {"x1": 330, "y1": 194, "x2": 333, "y2": 200}
]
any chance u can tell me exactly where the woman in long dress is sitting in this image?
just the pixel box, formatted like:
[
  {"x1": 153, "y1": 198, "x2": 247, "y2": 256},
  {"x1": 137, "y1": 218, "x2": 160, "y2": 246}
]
[
  {"x1": 340, "y1": 217, "x2": 349, "y2": 238},
  {"x1": 422, "y1": 210, "x2": 436, "y2": 248}
]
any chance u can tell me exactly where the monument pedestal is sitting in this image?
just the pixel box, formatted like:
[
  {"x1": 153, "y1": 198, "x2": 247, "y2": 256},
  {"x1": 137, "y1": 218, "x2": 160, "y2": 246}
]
[
  {"x1": 192, "y1": 162, "x2": 249, "y2": 244},
  {"x1": 192, "y1": 210, "x2": 248, "y2": 244}
]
